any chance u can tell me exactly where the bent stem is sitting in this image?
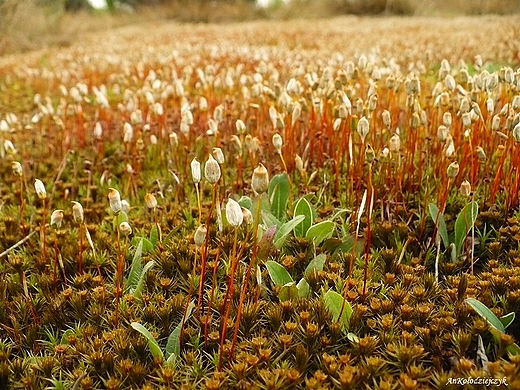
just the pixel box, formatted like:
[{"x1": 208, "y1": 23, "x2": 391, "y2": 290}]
[
  {"x1": 153, "y1": 208, "x2": 162, "y2": 244},
  {"x1": 78, "y1": 223, "x2": 84, "y2": 275}
]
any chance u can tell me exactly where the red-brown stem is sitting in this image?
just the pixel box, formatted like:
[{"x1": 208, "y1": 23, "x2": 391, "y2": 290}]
[
  {"x1": 339, "y1": 120, "x2": 347, "y2": 177},
  {"x1": 203, "y1": 245, "x2": 222, "y2": 348},
  {"x1": 41, "y1": 199, "x2": 47, "y2": 264},
  {"x1": 229, "y1": 229, "x2": 253, "y2": 359},
  {"x1": 362, "y1": 165, "x2": 373, "y2": 300},
  {"x1": 197, "y1": 184, "x2": 217, "y2": 316},
  {"x1": 279, "y1": 153, "x2": 293, "y2": 214},
  {"x1": 441, "y1": 178, "x2": 451, "y2": 214},
  {"x1": 19, "y1": 177, "x2": 26, "y2": 236},
  {"x1": 53, "y1": 239, "x2": 59, "y2": 286},
  {"x1": 76, "y1": 108, "x2": 85, "y2": 149},
  {"x1": 195, "y1": 182, "x2": 202, "y2": 225},
  {"x1": 153, "y1": 209, "x2": 162, "y2": 244},
  {"x1": 114, "y1": 228, "x2": 122, "y2": 325},
  {"x1": 220, "y1": 162, "x2": 226, "y2": 199},
  {"x1": 511, "y1": 147, "x2": 520, "y2": 209},
  {"x1": 490, "y1": 152, "x2": 507, "y2": 204},
  {"x1": 235, "y1": 155, "x2": 243, "y2": 193},
  {"x1": 78, "y1": 223, "x2": 84, "y2": 275},
  {"x1": 223, "y1": 196, "x2": 260, "y2": 367},
  {"x1": 469, "y1": 192, "x2": 476, "y2": 275},
  {"x1": 219, "y1": 227, "x2": 239, "y2": 368},
  {"x1": 19, "y1": 270, "x2": 39, "y2": 325},
  {"x1": 180, "y1": 245, "x2": 199, "y2": 350}
]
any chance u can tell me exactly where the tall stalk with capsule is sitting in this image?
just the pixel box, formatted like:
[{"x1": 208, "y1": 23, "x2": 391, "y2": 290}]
[
  {"x1": 34, "y1": 179, "x2": 48, "y2": 263},
  {"x1": 219, "y1": 198, "x2": 244, "y2": 367},
  {"x1": 229, "y1": 164, "x2": 269, "y2": 362},
  {"x1": 434, "y1": 161, "x2": 459, "y2": 282},
  {"x1": 50, "y1": 209, "x2": 66, "y2": 285},
  {"x1": 197, "y1": 154, "x2": 221, "y2": 315},
  {"x1": 116, "y1": 221, "x2": 132, "y2": 323},
  {"x1": 71, "y1": 201, "x2": 85, "y2": 275},
  {"x1": 191, "y1": 158, "x2": 202, "y2": 224},
  {"x1": 213, "y1": 147, "x2": 226, "y2": 198},
  {"x1": 144, "y1": 193, "x2": 161, "y2": 243},
  {"x1": 362, "y1": 144, "x2": 375, "y2": 300},
  {"x1": 12, "y1": 162, "x2": 26, "y2": 236}
]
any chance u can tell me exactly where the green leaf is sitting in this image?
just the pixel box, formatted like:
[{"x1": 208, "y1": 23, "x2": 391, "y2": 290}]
[
  {"x1": 125, "y1": 238, "x2": 144, "y2": 292},
  {"x1": 454, "y1": 201, "x2": 478, "y2": 256},
  {"x1": 323, "y1": 290, "x2": 352, "y2": 329},
  {"x1": 133, "y1": 261, "x2": 155, "y2": 300},
  {"x1": 130, "y1": 322, "x2": 164, "y2": 360},
  {"x1": 266, "y1": 260, "x2": 294, "y2": 287},
  {"x1": 321, "y1": 238, "x2": 344, "y2": 254},
  {"x1": 261, "y1": 210, "x2": 281, "y2": 229},
  {"x1": 500, "y1": 312, "x2": 515, "y2": 329},
  {"x1": 305, "y1": 254, "x2": 326, "y2": 277},
  {"x1": 237, "y1": 195, "x2": 252, "y2": 211},
  {"x1": 118, "y1": 211, "x2": 128, "y2": 224},
  {"x1": 428, "y1": 203, "x2": 449, "y2": 248},
  {"x1": 488, "y1": 327, "x2": 520, "y2": 355},
  {"x1": 465, "y1": 298, "x2": 505, "y2": 333},
  {"x1": 297, "y1": 278, "x2": 310, "y2": 298},
  {"x1": 306, "y1": 221, "x2": 335, "y2": 245},
  {"x1": 293, "y1": 197, "x2": 314, "y2": 237},
  {"x1": 274, "y1": 214, "x2": 305, "y2": 249},
  {"x1": 268, "y1": 173, "x2": 290, "y2": 221},
  {"x1": 163, "y1": 225, "x2": 181, "y2": 243},
  {"x1": 278, "y1": 282, "x2": 299, "y2": 301},
  {"x1": 324, "y1": 235, "x2": 365, "y2": 256},
  {"x1": 60, "y1": 329, "x2": 74, "y2": 345},
  {"x1": 506, "y1": 343, "x2": 520, "y2": 355},
  {"x1": 131, "y1": 237, "x2": 154, "y2": 253},
  {"x1": 166, "y1": 301, "x2": 195, "y2": 363},
  {"x1": 149, "y1": 226, "x2": 159, "y2": 247}
]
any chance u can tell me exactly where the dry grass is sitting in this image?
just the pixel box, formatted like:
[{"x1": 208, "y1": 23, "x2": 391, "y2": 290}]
[
  {"x1": 1, "y1": 0, "x2": 519, "y2": 56},
  {"x1": 417, "y1": 0, "x2": 520, "y2": 15},
  {"x1": 0, "y1": 0, "x2": 263, "y2": 56},
  {"x1": 0, "y1": 0, "x2": 58, "y2": 54},
  {"x1": 135, "y1": 1, "x2": 264, "y2": 23},
  {"x1": 0, "y1": 0, "x2": 141, "y2": 55},
  {"x1": 269, "y1": 0, "x2": 520, "y2": 18}
]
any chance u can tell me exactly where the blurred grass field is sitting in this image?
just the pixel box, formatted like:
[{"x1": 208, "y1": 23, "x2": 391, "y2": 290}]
[{"x1": 0, "y1": 0, "x2": 519, "y2": 55}]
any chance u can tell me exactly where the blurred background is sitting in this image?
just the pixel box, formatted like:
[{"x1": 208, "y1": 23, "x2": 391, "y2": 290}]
[{"x1": 1, "y1": 0, "x2": 519, "y2": 55}]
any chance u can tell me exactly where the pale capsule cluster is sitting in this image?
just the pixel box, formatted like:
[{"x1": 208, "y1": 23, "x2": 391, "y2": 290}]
[
  {"x1": 191, "y1": 154, "x2": 222, "y2": 185},
  {"x1": 2, "y1": 16, "x2": 520, "y2": 263}
]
